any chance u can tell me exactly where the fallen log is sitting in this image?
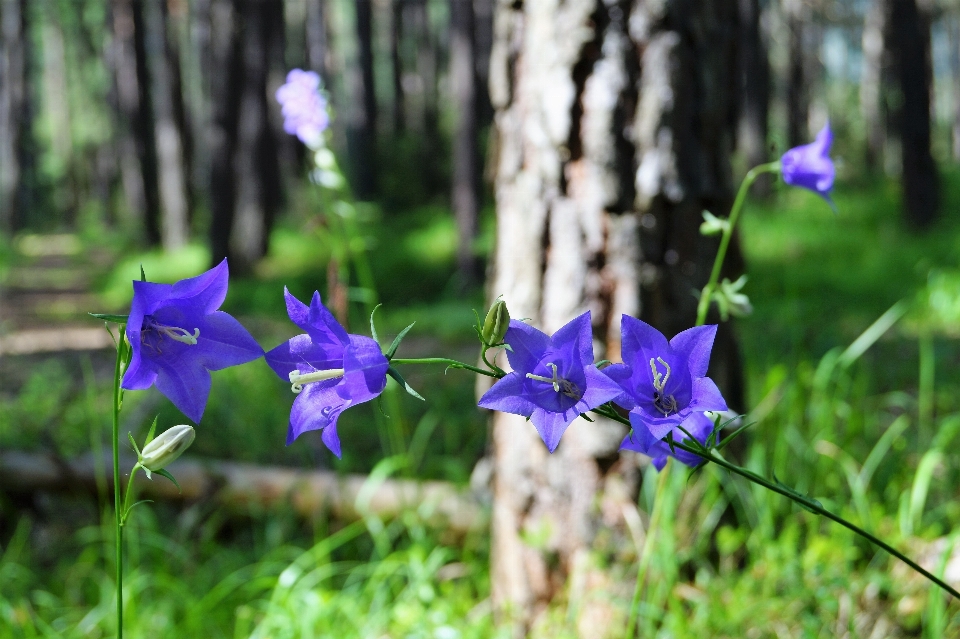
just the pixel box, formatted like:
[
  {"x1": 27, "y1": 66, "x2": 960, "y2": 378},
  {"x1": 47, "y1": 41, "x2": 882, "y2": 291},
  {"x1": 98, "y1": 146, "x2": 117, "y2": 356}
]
[{"x1": 0, "y1": 451, "x2": 487, "y2": 534}]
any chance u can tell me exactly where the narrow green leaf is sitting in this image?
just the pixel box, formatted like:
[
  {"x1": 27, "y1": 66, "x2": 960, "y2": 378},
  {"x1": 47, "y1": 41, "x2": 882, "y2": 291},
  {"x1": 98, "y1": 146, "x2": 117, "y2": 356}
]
[
  {"x1": 145, "y1": 415, "x2": 159, "y2": 445},
  {"x1": 89, "y1": 313, "x2": 130, "y2": 324},
  {"x1": 127, "y1": 432, "x2": 141, "y2": 457},
  {"x1": 385, "y1": 322, "x2": 416, "y2": 360},
  {"x1": 369, "y1": 304, "x2": 383, "y2": 344},
  {"x1": 386, "y1": 366, "x2": 425, "y2": 401},
  {"x1": 122, "y1": 499, "x2": 154, "y2": 522},
  {"x1": 155, "y1": 469, "x2": 182, "y2": 493},
  {"x1": 140, "y1": 265, "x2": 146, "y2": 282}
]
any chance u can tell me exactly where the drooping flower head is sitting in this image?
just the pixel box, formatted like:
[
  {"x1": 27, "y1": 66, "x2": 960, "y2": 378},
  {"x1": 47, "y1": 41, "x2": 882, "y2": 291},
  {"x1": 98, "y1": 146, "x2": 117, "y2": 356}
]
[
  {"x1": 121, "y1": 259, "x2": 264, "y2": 423},
  {"x1": 276, "y1": 69, "x2": 329, "y2": 148},
  {"x1": 621, "y1": 411, "x2": 717, "y2": 471},
  {"x1": 264, "y1": 289, "x2": 388, "y2": 458},
  {"x1": 603, "y1": 315, "x2": 727, "y2": 442},
  {"x1": 780, "y1": 122, "x2": 835, "y2": 206},
  {"x1": 477, "y1": 312, "x2": 623, "y2": 452}
]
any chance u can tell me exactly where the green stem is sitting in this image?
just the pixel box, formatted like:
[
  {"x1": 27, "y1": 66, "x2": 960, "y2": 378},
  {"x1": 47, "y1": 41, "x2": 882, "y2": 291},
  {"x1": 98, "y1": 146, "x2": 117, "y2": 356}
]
[
  {"x1": 592, "y1": 405, "x2": 960, "y2": 599},
  {"x1": 695, "y1": 161, "x2": 781, "y2": 327},
  {"x1": 119, "y1": 464, "x2": 141, "y2": 527},
  {"x1": 389, "y1": 357, "x2": 502, "y2": 378},
  {"x1": 624, "y1": 466, "x2": 671, "y2": 638},
  {"x1": 111, "y1": 328, "x2": 125, "y2": 639}
]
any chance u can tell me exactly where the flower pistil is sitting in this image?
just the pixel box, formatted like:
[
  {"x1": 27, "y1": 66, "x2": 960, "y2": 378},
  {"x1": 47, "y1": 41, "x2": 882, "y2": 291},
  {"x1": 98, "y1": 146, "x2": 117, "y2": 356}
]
[
  {"x1": 525, "y1": 362, "x2": 582, "y2": 400},
  {"x1": 649, "y1": 357, "x2": 678, "y2": 416},
  {"x1": 288, "y1": 368, "x2": 345, "y2": 394}
]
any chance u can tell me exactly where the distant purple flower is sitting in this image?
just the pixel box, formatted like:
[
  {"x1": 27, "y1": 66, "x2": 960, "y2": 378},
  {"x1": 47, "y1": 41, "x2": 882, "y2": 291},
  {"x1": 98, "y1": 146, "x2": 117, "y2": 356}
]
[
  {"x1": 264, "y1": 289, "x2": 388, "y2": 458},
  {"x1": 603, "y1": 316, "x2": 727, "y2": 442},
  {"x1": 621, "y1": 411, "x2": 717, "y2": 471},
  {"x1": 121, "y1": 259, "x2": 264, "y2": 423},
  {"x1": 781, "y1": 122, "x2": 835, "y2": 206},
  {"x1": 477, "y1": 312, "x2": 623, "y2": 452},
  {"x1": 276, "y1": 69, "x2": 329, "y2": 147}
]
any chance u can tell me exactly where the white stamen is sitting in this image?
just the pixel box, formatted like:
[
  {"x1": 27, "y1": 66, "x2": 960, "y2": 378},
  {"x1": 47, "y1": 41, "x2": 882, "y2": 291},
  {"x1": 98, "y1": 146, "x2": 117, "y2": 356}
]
[
  {"x1": 152, "y1": 324, "x2": 200, "y2": 345},
  {"x1": 288, "y1": 368, "x2": 345, "y2": 394}
]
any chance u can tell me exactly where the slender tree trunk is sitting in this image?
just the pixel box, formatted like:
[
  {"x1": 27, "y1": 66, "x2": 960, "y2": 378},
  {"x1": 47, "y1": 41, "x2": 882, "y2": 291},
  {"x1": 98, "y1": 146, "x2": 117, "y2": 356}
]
[
  {"x1": 208, "y1": 0, "x2": 240, "y2": 266},
  {"x1": 487, "y1": 0, "x2": 741, "y2": 632},
  {"x1": 474, "y1": 0, "x2": 495, "y2": 128},
  {"x1": 888, "y1": 0, "x2": 938, "y2": 227},
  {"x1": 391, "y1": 0, "x2": 404, "y2": 134},
  {"x1": 305, "y1": 0, "x2": 329, "y2": 77},
  {"x1": 739, "y1": 0, "x2": 769, "y2": 191},
  {"x1": 0, "y1": 0, "x2": 26, "y2": 232},
  {"x1": 784, "y1": 0, "x2": 807, "y2": 147},
  {"x1": 351, "y1": 0, "x2": 377, "y2": 199},
  {"x1": 950, "y1": 14, "x2": 960, "y2": 163},
  {"x1": 231, "y1": 1, "x2": 282, "y2": 271},
  {"x1": 144, "y1": 0, "x2": 190, "y2": 251},
  {"x1": 861, "y1": 0, "x2": 887, "y2": 171},
  {"x1": 451, "y1": 0, "x2": 480, "y2": 286},
  {"x1": 131, "y1": 0, "x2": 162, "y2": 246}
]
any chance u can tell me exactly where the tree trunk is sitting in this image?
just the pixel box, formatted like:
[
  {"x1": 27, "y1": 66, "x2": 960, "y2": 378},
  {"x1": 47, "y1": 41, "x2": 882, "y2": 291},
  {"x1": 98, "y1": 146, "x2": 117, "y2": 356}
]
[
  {"x1": 784, "y1": 0, "x2": 807, "y2": 147},
  {"x1": 950, "y1": 14, "x2": 960, "y2": 163},
  {"x1": 350, "y1": 0, "x2": 377, "y2": 199},
  {"x1": 144, "y1": 0, "x2": 190, "y2": 251},
  {"x1": 451, "y1": 0, "x2": 480, "y2": 286},
  {"x1": 487, "y1": 0, "x2": 741, "y2": 632},
  {"x1": 391, "y1": 0, "x2": 404, "y2": 135},
  {"x1": 888, "y1": 0, "x2": 938, "y2": 228},
  {"x1": 0, "y1": 0, "x2": 27, "y2": 232},
  {"x1": 738, "y1": 0, "x2": 769, "y2": 191},
  {"x1": 131, "y1": 0, "x2": 162, "y2": 246},
  {"x1": 861, "y1": 0, "x2": 887, "y2": 171},
  {"x1": 305, "y1": 0, "x2": 329, "y2": 78}
]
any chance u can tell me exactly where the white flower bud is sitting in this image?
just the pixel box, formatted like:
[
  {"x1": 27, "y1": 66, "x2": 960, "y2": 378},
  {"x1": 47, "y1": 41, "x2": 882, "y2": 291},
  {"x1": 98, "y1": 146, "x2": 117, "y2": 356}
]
[{"x1": 140, "y1": 425, "x2": 195, "y2": 472}]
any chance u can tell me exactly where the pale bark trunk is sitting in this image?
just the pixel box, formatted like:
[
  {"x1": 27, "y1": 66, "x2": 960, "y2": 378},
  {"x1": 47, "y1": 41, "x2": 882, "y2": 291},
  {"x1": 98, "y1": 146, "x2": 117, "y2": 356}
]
[
  {"x1": 0, "y1": 0, "x2": 27, "y2": 232},
  {"x1": 451, "y1": 0, "x2": 480, "y2": 286},
  {"x1": 305, "y1": 0, "x2": 329, "y2": 78},
  {"x1": 487, "y1": 0, "x2": 740, "y2": 632},
  {"x1": 950, "y1": 15, "x2": 960, "y2": 162},
  {"x1": 861, "y1": 0, "x2": 887, "y2": 171}
]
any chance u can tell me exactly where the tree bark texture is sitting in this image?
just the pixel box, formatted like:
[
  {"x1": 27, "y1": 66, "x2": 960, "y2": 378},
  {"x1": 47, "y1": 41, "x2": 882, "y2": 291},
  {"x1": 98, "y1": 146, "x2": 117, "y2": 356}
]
[
  {"x1": 783, "y1": 0, "x2": 807, "y2": 147},
  {"x1": 451, "y1": 0, "x2": 480, "y2": 286},
  {"x1": 887, "y1": 0, "x2": 938, "y2": 228},
  {"x1": 130, "y1": 0, "x2": 162, "y2": 246},
  {"x1": 143, "y1": 0, "x2": 190, "y2": 251},
  {"x1": 350, "y1": 0, "x2": 378, "y2": 199},
  {"x1": 487, "y1": 0, "x2": 741, "y2": 632},
  {"x1": 738, "y1": 0, "x2": 769, "y2": 175}
]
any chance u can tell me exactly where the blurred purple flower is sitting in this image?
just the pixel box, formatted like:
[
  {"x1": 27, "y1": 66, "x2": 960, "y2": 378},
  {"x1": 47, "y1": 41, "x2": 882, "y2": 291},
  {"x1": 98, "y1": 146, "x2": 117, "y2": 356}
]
[
  {"x1": 264, "y1": 289, "x2": 388, "y2": 458},
  {"x1": 478, "y1": 312, "x2": 623, "y2": 452},
  {"x1": 603, "y1": 316, "x2": 727, "y2": 442},
  {"x1": 780, "y1": 122, "x2": 835, "y2": 206},
  {"x1": 276, "y1": 69, "x2": 329, "y2": 147},
  {"x1": 121, "y1": 259, "x2": 264, "y2": 423},
  {"x1": 621, "y1": 411, "x2": 717, "y2": 471}
]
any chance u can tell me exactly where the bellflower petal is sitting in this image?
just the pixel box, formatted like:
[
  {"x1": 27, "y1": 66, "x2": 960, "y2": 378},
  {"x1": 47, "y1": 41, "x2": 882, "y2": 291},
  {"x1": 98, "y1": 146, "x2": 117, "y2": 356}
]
[
  {"x1": 265, "y1": 290, "x2": 388, "y2": 458},
  {"x1": 120, "y1": 259, "x2": 264, "y2": 424},
  {"x1": 780, "y1": 122, "x2": 835, "y2": 205},
  {"x1": 604, "y1": 315, "x2": 727, "y2": 441},
  {"x1": 478, "y1": 311, "x2": 621, "y2": 452},
  {"x1": 622, "y1": 412, "x2": 717, "y2": 471}
]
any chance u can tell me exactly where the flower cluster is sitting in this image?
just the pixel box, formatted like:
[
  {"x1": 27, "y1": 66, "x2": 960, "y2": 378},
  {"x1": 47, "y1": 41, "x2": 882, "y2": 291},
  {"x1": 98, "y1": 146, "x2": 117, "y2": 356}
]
[{"x1": 276, "y1": 69, "x2": 329, "y2": 148}]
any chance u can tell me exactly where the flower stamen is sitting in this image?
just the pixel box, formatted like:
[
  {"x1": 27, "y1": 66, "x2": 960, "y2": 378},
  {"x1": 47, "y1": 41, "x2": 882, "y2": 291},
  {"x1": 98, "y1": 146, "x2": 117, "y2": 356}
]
[
  {"x1": 526, "y1": 362, "x2": 582, "y2": 399},
  {"x1": 144, "y1": 319, "x2": 200, "y2": 345},
  {"x1": 649, "y1": 357, "x2": 678, "y2": 416},
  {"x1": 288, "y1": 368, "x2": 345, "y2": 394}
]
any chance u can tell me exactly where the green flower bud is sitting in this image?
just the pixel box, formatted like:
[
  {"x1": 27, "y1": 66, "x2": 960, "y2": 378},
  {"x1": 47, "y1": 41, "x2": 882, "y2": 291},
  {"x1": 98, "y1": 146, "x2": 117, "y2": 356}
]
[
  {"x1": 140, "y1": 425, "x2": 195, "y2": 472},
  {"x1": 482, "y1": 299, "x2": 510, "y2": 346}
]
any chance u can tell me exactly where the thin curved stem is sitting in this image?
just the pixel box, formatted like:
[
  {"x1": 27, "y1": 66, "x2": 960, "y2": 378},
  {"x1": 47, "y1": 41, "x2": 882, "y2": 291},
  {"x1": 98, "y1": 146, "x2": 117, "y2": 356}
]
[
  {"x1": 591, "y1": 404, "x2": 960, "y2": 599},
  {"x1": 695, "y1": 161, "x2": 781, "y2": 327},
  {"x1": 389, "y1": 357, "x2": 502, "y2": 378},
  {"x1": 111, "y1": 328, "x2": 125, "y2": 638},
  {"x1": 119, "y1": 464, "x2": 141, "y2": 527},
  {"x1": 624, "y1": 466, "x2": 671, "y2": 638}
]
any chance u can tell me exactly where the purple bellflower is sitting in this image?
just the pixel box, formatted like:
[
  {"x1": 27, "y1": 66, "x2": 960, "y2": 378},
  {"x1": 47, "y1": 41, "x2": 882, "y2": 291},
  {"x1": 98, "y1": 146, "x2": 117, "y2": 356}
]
[
  {"x1": 780, "y1": 122, "x2": 835, "y2": 206},
  {"x1": 603, "y1": 315, "x2": 727, "y2": 442},
  {"x1": 621, "y1": 411, "x2": 717, "y2": 471},
  {"x1": 276, "y1": 69, "x2": 329, "y2": 148},
  {"x1": 264, "y1": 289, "x2": 388, "y2": 458},
  {"x1": 121, "y1": 259, "x2": 264, "y2": 424},
  {"x1": 477, "y1": 312, "x2": 623, "y2": 453}
]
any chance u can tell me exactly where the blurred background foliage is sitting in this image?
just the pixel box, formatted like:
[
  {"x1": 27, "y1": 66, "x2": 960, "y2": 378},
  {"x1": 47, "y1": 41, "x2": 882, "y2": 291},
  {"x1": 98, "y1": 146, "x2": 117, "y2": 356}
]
[{"x1": 2, "y1": 0, "x2": 960, "y2": 636}]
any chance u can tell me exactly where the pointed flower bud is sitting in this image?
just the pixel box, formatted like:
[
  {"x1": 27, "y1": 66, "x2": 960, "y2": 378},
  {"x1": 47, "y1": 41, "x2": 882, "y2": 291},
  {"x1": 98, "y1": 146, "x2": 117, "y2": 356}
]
[
  {"x1": 140, "y1": 424, "x2": 195, "y2": 472},
  {"x1": 481, "y1": 299, "x2": 510, "y2": 346}
]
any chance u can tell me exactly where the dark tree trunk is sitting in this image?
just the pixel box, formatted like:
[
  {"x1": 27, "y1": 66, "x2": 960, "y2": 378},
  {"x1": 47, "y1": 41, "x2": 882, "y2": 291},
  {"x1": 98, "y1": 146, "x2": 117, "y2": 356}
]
[
  {"x1": 131, "y1": 0, "x2": 162, "y2": 246},
  {"x1": 208, "y1": 0, "x2": 241, "y2": 266},
  {"x1": 305, "y1": 0, "x2": 329, "y2": 77},
  {"x1": 738, "y1": 0, "x2": 769, "y2": 180},
  {"x1": 473, "y1": 0, "x2": 495, "y2": 129},
  {"x1": 451, "y1": 0, "x2": 480, "y2": 286},
  {"x1": 351, "y1": 0, "x2": 377, "y2": 199},
  {"x1": 144, "y1": 0, "x2": 190, "y2": 251},
  {"x1": 950, "y1": 14, "x2": 960, "y2": 163},
  {"x1": 0, "y1": 0, "x2": 28, "y2": 232},
  {"x1": 391, "y1": 0, "x2": 404, "y2": 134},
  {"x1": 785, "y1": 0, "x2": 807, "y2": 147},
  {"x1": 888, "y1": 0, "x2": 938, "y2": 228},
  {"x1": 486, "y1": 0, "x2": 742, "y2": 632}
]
